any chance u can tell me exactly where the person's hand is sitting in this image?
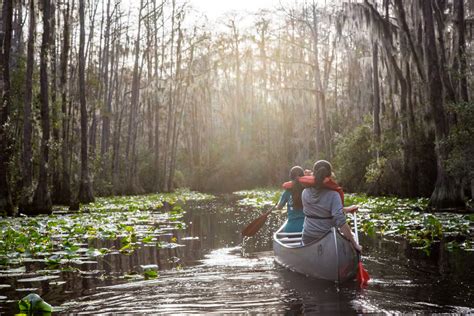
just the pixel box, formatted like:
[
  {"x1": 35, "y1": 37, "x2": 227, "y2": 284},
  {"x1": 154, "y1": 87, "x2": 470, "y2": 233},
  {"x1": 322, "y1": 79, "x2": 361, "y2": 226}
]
[
  {"x1": 345, "y1": 205, "x2": 358, "y2": 213},
  {"x1": 353, "y1": 242, "x2": 362, "y2": 253},
  {"x1": 304, "y1": 169, "x2": 313, "y2": 176}
]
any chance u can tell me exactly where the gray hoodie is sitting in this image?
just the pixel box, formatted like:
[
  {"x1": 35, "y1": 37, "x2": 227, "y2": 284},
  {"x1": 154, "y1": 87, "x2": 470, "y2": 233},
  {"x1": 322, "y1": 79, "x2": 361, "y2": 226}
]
[{"x1": 301, "y1": 187, "x2": 346, "y2": 241}]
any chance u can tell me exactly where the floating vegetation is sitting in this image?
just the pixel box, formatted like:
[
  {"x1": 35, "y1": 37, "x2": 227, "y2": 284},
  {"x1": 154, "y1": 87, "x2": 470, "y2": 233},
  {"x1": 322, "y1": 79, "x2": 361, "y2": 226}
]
[
  {"x1": 17, "y1": 293, "x2": 52, "y2": 314},
  {"x1": 0, "y1": 189, "x2": 214, "y2": 269},
  {"x1": 235, "y1": 189, "x2": 474, "y2": 253},
  {"x1": 345, "y1": 194, "x2": 473, "y2": 253},
  {"x1": 141, "y1": 264, "x2": 159, "y2": 280},
  {"x1": 233, "y1": 189, "x2": 280, "y2": 208}
]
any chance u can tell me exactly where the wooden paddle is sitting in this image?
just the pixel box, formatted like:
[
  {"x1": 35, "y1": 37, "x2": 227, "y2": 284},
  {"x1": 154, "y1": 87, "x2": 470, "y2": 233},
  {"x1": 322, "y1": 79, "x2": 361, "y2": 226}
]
[
  {"x1": 353, "y1": 213, "x2": 370, "y2": 286},
  {"x1": 241, "y1": 204, "x2": 277, "y2": 237}
]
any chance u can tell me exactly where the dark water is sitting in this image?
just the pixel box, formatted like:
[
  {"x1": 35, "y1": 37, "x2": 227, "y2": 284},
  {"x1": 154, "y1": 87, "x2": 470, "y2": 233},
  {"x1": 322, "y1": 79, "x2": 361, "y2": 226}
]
[{"x1": 1, "y1": 195, "x2": 473, "y2": 314}]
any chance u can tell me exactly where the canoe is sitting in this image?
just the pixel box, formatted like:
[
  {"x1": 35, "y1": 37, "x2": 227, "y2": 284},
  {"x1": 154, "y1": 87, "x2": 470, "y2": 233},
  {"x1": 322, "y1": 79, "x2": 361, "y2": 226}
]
[{"x1": 273, "y1": 221, "x2": 358, "y2": 283}]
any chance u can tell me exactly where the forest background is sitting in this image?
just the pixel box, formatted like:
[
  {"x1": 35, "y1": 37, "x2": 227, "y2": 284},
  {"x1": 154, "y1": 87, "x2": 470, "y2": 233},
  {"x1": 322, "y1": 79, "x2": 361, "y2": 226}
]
[{"x1": 0, "y1": 0, "x2": 473, "y2": 216}]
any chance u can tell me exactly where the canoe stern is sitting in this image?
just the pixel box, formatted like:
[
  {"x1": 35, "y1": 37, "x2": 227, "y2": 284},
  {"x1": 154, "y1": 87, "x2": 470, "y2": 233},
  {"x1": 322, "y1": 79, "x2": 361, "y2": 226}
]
[{"x1": 273, "y1": 225, "x2": 358, "y2": 283}]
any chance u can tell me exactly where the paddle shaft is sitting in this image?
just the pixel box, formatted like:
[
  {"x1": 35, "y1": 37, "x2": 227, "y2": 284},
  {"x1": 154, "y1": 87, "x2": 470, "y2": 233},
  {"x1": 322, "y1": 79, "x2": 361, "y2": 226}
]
[
  {"x1": 260, "y1": 203, "x2": 277, "y2": 220},
  {"x1": 265, "y1": 204, "x2": 277, "y2": 216},
  {"x1": 353, "y1": 213, "x2": 359, "y2": 244},
  {"x1": 241, "y1": 203, "x2": 277, "y2": 237},
  {"x1": 353, "y1": 212, "x2": 370, "y2": 285}
]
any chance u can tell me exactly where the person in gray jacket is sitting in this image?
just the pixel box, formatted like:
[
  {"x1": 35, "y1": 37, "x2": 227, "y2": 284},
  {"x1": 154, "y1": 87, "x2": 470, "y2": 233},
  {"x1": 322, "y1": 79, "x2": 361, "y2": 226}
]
[{"x1": 301, "y1": 160, "x2": 362, "y2": 252}]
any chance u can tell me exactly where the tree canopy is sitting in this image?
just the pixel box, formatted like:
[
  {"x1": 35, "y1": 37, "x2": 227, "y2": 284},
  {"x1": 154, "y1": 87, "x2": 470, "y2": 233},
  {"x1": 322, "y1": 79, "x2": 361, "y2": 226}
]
[{"x1": 0, "y1": 0, "x2": 473, "y2": 215}]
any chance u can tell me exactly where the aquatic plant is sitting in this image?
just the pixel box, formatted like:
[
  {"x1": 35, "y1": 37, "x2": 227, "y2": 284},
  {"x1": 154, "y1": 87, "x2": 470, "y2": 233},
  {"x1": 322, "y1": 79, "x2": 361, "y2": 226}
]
[
  {"x1": 344, "y1": 194, "x2": 472, "y2": 253},
  {"x1": 0, "y1": 190, "x2": 214, "y2": 269},
  {"x1": 234, "y1": 189, "x2": 474, "y2": 252},
  {"x1": 233, "y1": 189, "x2": 280, "y2": 208},
  {"x1": 17, "y1": 293, "x2": 52, "y2": 314}
]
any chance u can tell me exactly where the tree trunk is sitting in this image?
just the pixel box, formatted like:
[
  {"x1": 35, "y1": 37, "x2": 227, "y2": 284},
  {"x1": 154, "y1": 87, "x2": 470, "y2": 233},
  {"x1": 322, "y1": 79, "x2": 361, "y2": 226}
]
[
  {"x1": 58, "y1": 0, "x2": 71, "y2": 205},
  {"x1": 100, "y1": 0, "x2": 111, "y2": 156},
  {"x1": 312, "y1": 4, "x2": 322, "y2": 158},
  {"x1": 125, "y1": 0, "x2": 143, "y2": 194},
  {"x1": 77, "y1": 0, "x2": 94, "y2": 203},
  {"x1": 51, "y1": 0, "x2": 61, "y2": 203},
  {"x1": 167, "y1": 22, "x2": 184, "y2": 192},
  {"x1": 433, "y1": 0, "x2": 456, "y2": 103},
  {"x1": 111, "y1": 42, "x2": 123, "y2": 193},
  {"x1": 86, "y1": 0, "x2": 99, "y2": 160},
  {"x1": 405, "y1": 61, "x2": 418, "y2": 196},
  {"x1": 231, "y1": 20, "x2": 241, "y2": 155},
  {"x1": 372, "y1": 42, "x2": 381, "y2": 148},
  {"x1": 112, "y1": 105, "x2": 124, "y2": 193},
  {"x1": 154, "y1": 98, "x2": 161, "y2": 190},
  {"x1": 393, "y1": 0, "x2": 425, "y2": 81},
  {"x1": 0, "y1": 0, "x2": 13, "y2": 215},
  {"x1": 422, "y1": 0, "x2": 464, "y2": 210},
  {"x1": 153, "y1": 0, "x2": 164, "y2": 191},
  {"x1": 11, "y1": 0, "x2": 23, "y2": 67},
  {"x1": 31, "y1": 0, "x2": 53, "y2": 214},
  {"x1": 19, "y1": 0, "x2": 35, "y2": 211},
  {"x1": 454, "y1": 0, "x2": 469, "y2": 102},
  {"x1": 163, "y1": 0, "x2": 176, "y2": 192}
]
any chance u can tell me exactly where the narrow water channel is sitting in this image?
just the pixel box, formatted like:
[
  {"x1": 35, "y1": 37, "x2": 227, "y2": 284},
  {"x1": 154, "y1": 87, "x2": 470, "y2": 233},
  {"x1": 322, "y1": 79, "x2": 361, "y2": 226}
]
[{"x1": 1, "y1": 195, "x2": 473, "y2": 314}]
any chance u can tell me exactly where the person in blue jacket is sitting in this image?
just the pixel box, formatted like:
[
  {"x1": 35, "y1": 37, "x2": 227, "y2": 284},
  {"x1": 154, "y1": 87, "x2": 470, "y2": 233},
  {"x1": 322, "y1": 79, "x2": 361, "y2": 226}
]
[{"x1": 275, "y1": 166, "x2": 306, "y2": 232}]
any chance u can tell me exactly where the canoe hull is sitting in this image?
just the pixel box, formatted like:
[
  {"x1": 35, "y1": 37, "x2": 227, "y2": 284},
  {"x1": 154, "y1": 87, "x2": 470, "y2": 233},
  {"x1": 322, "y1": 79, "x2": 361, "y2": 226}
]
[{"x1": 273, "y1": 223, "x2": 358, "y2": 283}]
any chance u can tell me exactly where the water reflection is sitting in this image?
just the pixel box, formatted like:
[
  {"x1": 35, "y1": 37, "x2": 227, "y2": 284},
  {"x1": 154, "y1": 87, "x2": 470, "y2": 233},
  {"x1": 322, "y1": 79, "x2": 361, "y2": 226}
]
[
  {"x1": 1, "y1": 195, "x2": 473, "y2": 314},
  {"x1": 358, "y1": 234, "x2": 474, "y2": 313}
]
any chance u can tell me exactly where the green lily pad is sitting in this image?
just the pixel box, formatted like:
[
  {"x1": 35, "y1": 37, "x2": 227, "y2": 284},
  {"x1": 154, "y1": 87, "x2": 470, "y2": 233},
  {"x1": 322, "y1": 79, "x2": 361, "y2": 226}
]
[{"x1": 18, "y1": 293, "x2": 52, "y2": 313}]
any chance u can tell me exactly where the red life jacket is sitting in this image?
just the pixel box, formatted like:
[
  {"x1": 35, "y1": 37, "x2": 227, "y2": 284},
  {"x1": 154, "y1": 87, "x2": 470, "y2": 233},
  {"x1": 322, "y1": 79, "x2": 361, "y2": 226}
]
[{"x1": 282, "y1": 176, "x2": 344, "y2": 205}]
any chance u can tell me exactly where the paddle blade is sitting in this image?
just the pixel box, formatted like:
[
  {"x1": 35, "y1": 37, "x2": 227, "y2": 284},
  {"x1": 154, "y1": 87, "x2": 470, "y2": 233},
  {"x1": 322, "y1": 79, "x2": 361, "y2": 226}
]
[
  {"x1": 357, "y1": 262, "x2": 370, "y2": 287},
  {"x1": 241, "y1": 211, "x2": 270, "y2": 237}
]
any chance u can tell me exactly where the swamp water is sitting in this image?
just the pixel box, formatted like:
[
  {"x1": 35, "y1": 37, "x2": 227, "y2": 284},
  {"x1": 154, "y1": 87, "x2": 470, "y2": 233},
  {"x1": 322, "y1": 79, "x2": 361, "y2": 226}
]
[{"x1": 1, "y1": 192, "x2": 473, "y2": 314}]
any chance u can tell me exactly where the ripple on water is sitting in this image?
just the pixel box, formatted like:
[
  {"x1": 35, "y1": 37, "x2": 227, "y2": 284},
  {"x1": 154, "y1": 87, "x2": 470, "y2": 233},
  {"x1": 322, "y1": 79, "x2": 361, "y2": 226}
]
[
  {"x1": 200, "y1": 246, "x2": 274, "y2": 267},
  {"x1": 60, "y1": 247, "x2": 293, "y2": 314}
]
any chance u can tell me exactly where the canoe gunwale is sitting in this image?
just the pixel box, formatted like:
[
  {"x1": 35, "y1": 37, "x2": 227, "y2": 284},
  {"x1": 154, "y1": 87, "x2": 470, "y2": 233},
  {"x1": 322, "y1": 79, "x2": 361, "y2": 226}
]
[{"x1": 273, "y1": 221, "x2": 351, "y2": 249}]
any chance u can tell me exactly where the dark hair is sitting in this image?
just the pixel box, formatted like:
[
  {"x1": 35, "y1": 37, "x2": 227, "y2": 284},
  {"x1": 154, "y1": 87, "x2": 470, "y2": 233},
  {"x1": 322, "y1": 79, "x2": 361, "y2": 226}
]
[
  {"x1": 289, "y1": 166, "x2": 304, "y2": 209},
  {"x1": 313, "y1": 160, "x2": 332, "y2": 188}
]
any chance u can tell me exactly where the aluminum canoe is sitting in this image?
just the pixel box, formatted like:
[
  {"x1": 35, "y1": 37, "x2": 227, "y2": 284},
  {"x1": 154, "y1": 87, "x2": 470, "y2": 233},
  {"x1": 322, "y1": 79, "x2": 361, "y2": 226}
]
[{"x1": 273, "y1": 221, "x2": 358, "y2": 283}]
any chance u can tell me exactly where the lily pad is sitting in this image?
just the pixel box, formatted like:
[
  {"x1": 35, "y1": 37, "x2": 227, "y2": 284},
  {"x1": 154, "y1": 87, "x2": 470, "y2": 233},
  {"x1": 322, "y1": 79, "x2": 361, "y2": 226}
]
[{"x1": 18, "y1": 293, "x2": 52, "y2": 313}]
